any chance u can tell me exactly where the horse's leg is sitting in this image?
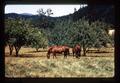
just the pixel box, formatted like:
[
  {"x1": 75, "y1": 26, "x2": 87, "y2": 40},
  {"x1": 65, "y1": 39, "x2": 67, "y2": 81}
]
[
  {"x1": 79, "y1": 51, "x2": 81, "y2": 57},
  {"x1": 64, "y1": 54, "x2": 66, "y2": 59},
  {"x1": 66, "y1": 54, "x2": 67, "y2": 58},
  {"x1": 47, "y1": 52, "x2": 50, "y2": 59},
  {"x1": 76, "y1": 52, "x2": 78, "y2": 58},
  {"x1": 67, "y1": 50, "x2": 69, "y2": 56},
  {"x1": 78, "y1": 52, "x2": 80, "y2": 59},
  {"x1": 53, "y1": 53, "x2": 55, "y2": 59},
  {"x1": 64, "y1": 52, "x2": 67, "y2": 59},
  {"x1": 63, "y1": 52, "x2": 65, "y2": 58},
  {"x1": 77, "y1": 51, "x2": 81, "y2": 59},
  {"x1": 53, "y1": 53, "x2": 57, "y2": 59},
  {"x1": 54, "y1": 52, "x2": 57, "y2": 59},
  {"x1": 73, "y1": 52, "x2": 74, "y2": 57},
  {"x1": 55, "y1": 53, "x2": 57, "y2": 59},
  {"x1": 66, "y1": 52, "x2": 67, "y2": 58},
  {"x1": 76, "y1": 54, "x2": 78, "y2": 58},
  {"x1": 66, "y1": 51, "x2": 68, "y2": 58}
]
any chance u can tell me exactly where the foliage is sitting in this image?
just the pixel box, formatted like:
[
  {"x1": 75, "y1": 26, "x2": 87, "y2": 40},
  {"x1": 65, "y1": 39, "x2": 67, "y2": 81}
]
[
  {"x1": 37, "y1": 8, "x2": 46, "y2": 16},
  {"x1": 48, "y1": 19, "x2": 73, "y2": 46},
  {"x1": 27, "y1": 28, "x2": 48, "y2": 51},
  {"x1": 69, "y1": 18, "x2": 112, "y2": 56},
  {"x1": 48, "y1": 17, "x2": 113, "y2": 56},
  {"x1": 5, "y1": 14, "x2": 113, "y2": 56},
  {"x1": 5, "y1": 18, "x2": 30, "y2": 56},
  {"x1": 37, "y1": 8, "x2": 53, "y2": 16},
  {"x1": 91, "y1": 21, "x2": 113, "y2": 48},
  {"x1": 31, "y1": 17, "x2": 55, "y2": 29},
  {"x1": 46, "y1": 8, "x2": 53, "y2": 16},
  {"x1": 32, "y1": 8, "x2": 54, "y2": 30},
  {"x1": 5, "y1": 18, "x2": 48, "y2": 56}
]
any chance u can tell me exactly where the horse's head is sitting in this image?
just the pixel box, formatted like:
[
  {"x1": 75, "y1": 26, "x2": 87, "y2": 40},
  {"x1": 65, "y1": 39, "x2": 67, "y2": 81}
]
[
  {"x1": 47, "y1": 53, "x2": 50, "y2": 59},
  {"x1": 47, "y1": 47, "x2": 53, "y2": 59}
]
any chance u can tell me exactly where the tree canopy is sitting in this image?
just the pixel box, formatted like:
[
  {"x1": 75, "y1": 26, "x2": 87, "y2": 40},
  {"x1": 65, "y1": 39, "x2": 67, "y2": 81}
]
[
  {"x1": 5, "y1": 18, "x2": 48, "y2": 56},
  {"x1": 47, "y1": 17, "x2": 113, "y2": 56},
  {"x1": 5, "y1": 12, "x2": 113, "y2": 56}
]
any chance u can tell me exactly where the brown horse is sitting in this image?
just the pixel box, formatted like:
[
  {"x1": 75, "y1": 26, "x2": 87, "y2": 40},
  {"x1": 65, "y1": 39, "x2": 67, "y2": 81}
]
[
  {"x1": 47, "y1": 45, "x2": 70, "y2": 59},
  {"x1": 72, "y1": 44, "x2": 81, "y2": 58}
]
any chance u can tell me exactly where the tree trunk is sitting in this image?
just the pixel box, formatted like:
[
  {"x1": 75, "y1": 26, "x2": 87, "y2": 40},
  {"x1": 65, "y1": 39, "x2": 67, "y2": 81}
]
[
  {"x1": 9, "y1": 44, "x2": 14, "y2": 55},
  {"x1": 83, "y1": 48, "x2": 86, "y2": 56},
  {"x1": 83, "y1": 44, "x2": 86, "y2": 56},
  {"x1": 97, "y1": 48, "x2": 100, "y2": 52},
  {"x1": 14, "y1": 46, "x2": 21, "y2": 57},
  {"x1": 86, "y1": 48, "x2": 89, "y2": 53},
  {"x1": 36, "y1": 48, "x2": 39, "y2": 52}
]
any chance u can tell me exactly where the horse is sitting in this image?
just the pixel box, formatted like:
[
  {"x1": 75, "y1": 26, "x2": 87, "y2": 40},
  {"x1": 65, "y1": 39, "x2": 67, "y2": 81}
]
[
  {"x1": 72, "y1": 44, "x2": 81, "y2": 58},
  {"x1": 47, "y1": 45, "x2": 70, "y2": 59}
]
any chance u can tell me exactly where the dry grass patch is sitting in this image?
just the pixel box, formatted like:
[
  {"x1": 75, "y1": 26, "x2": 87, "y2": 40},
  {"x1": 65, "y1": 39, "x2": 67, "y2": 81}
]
[{"x1": 5, "y1": 46, "x2": 114, "y2": 78}]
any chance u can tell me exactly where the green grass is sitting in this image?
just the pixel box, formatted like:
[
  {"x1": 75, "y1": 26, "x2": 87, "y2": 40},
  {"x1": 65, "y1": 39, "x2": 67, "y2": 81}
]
[{"x1": 5, "y1": 57, "x2": 114, "y2": 78}]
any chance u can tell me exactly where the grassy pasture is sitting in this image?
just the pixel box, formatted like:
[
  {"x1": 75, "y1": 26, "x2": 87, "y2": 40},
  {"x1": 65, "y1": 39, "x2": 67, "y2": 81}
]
[{"x1": 5, "y1": 46, "x2": 114, "y2": 78}]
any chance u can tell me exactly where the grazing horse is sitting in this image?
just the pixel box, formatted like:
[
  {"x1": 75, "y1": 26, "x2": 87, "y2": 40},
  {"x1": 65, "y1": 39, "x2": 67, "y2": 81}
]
[
  {"x1": 47, "y1": 45, "x2": 70, "y2": 59},
  {"x1": 72, "y1": 44, "x2": 81, "y2": 58}
]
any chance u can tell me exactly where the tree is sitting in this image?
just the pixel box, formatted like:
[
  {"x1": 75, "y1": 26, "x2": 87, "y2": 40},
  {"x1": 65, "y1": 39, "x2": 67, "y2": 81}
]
[
  {"x1": 70, "y1": 18, "x2": 93, "y2": 56},
  {"x1": 45, "y1": 16, "x2": 112, "y2": 56},
  {"x1": 27, "y1": 28, "x2": 48, "y2": 52},
  {"x1": 37, "y1": 8, "x2": 53, "y2": 17},
  {"x1": 6, "y1": 38, "x2": 15, "y2": 55},
  {"x1": 46, "y1": 8, "x2": 53, "y2": 16},
  {"x1": 5, "y1": 18, "x2": 32, "y2": 56},
  {"x1": 70, "y1": 18, "x2": 112, "y2": 56},
  {"x1": 37, "y1": 8, "x2": 46, "y2": 16},
  {"x1": 48, "y1": 19, "x2": 73, "y2": 46},
  {"x1": 74, "y1": 8, "x2": 77, "y2": 12},
  {"x1": 33, "y1": 8, "x2": 54, "y2": 29},
  {"x1": 91, "y1": 21, "x2": 113, "y2": 48},
  {"x1": 5, "y1": 17, "x2": 49, "y2": 56},
  {"x1": 5, "y1": 18, "x2": 15, "y2": 55}
]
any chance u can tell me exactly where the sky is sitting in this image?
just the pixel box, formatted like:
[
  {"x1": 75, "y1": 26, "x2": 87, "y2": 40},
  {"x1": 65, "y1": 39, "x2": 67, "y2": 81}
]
[{"x1": 5, "y1": 4, "x2": 87, "y2": 17}]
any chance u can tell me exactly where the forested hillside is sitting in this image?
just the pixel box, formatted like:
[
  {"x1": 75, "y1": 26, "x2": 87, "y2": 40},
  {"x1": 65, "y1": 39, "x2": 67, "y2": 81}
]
[{"x1": 5, "y1": 5, "x2": 115, "y2": 26}]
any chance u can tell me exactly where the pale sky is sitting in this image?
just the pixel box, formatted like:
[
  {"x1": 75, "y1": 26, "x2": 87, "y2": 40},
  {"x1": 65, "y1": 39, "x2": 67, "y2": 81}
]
[{"x1": 5, "y1": 4, "x2": 88, "y2": 17}]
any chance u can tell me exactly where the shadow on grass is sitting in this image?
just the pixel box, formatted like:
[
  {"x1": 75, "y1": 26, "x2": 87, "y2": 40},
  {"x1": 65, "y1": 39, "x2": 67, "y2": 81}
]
[
  {"x1": 87, "y1": 50, "x2": 113, "y2": 53},
  {"x1": 5, "y1": 52, "x2": 113, "y2": 58},
  {"x1": 94, "y1": 51, "x2": 113, "y2": 53},
  {"x1": 5, "y1": 54, "x2": 47, "y2": 58},
  {"x1": 27, "y1": 50, "x2": 47, "y2": 53},
  {"x1": 84, "y1": 55, "x2": 114, "y2": 57}
]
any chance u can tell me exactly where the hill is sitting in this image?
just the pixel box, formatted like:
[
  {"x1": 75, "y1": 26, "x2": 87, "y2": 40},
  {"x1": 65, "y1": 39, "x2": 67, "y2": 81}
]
[
  {"x1": 5, "y1": 5, "x2": 115, "y2": 26},
  {"x1": 59, "y1": 5, "x2": 115, "y2": 25}
]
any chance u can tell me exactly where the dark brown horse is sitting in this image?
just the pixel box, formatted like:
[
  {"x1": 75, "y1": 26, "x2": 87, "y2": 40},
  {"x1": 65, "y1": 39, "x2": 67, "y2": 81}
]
[
  {"x1": 72, "y1": 44, "x2": 81, "y2": 58},
  {"x1": 47, "y1": 45, "x2": 70, "y2": 59}
]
